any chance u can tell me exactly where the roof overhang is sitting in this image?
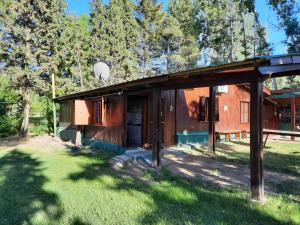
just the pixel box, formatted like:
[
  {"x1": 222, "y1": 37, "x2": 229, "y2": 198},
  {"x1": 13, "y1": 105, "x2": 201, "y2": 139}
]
[{"x1": 55, "y1": 54, "x2": 300, "y2": 102}]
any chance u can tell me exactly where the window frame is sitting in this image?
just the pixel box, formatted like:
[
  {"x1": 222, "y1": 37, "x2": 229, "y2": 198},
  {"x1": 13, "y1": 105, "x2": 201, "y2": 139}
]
[
  {"x1": 240, "y1": 101, "x2": 250, "y2": 124},
  {"x1": 94, "y1": 98, "x2": 103, "y2": 125}
]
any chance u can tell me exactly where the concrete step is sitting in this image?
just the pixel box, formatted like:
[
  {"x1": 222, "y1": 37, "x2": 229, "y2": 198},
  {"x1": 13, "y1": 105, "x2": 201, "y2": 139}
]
[{"x1": 109, "y1": 155, "x2": 131, "y2": 169}]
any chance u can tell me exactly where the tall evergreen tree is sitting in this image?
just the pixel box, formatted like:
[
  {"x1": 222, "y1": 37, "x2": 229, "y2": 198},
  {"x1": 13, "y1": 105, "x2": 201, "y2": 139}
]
[
  {"x1": 159, "y1": 14, "x2": 184, "y2": 73},
  {"x1": 169, "y1": 0, "x2": 199, "y2": 68},
  {"x1": 90, "y1": 0, "x2": 139, "y2": 84},
  {"x1": 90, "y1": 0, "x2": 109, "y2": 63},
  {"x1": 0, "y1": 0, "x2": 66, "y2": 137},
  {"x1": 59, "y1": 14, "x2": 95, "y2": 92},
  {"x1": 196, "y1": 0, "x2": 269, "y2": 65},
  {"x1": 136, "y1": 0, "x2": 164, "y2": 76},
  {"x1": 121, "y1": 0, "x2": 140, "y2": 78}
]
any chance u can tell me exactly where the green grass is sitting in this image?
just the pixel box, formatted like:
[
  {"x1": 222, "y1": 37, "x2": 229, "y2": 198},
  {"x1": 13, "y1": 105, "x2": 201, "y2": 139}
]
[
  {"x1": 0, "y1": 143, "x2": 299, "y2": 225},
  {"x1": 215, "y1": 140, "x2": 300, "y2": 176}
]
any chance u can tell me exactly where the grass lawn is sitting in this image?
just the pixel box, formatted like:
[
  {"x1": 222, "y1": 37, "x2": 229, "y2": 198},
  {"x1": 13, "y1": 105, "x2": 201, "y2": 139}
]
[
  {"x1": 215, "y1": 139, "x2": 300, "y2": 176},
  {"x1": 0, "y1": 138, "x2": 299, "y2": 225}
]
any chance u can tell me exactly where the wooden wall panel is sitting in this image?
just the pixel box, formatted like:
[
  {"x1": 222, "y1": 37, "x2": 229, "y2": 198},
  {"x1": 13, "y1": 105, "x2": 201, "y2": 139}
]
[
  {"x1": 176, "y1": 87, "x2": 209, "y2": 132},
  {"x1": 74, "y1": 100, "x2": 93, "y2": 125},
  {"x1": 216, "y1": 85, "x2": 250, "y2": 131},
  {"x1": 84, "y1": 95, "x2": 123, "y2": 145},
  {"x1": 161, "y1": 90, "x2": 176, "y2": 146},
  {"x1": 263, "y1": 102, "x2": 279, "y2": 129}
]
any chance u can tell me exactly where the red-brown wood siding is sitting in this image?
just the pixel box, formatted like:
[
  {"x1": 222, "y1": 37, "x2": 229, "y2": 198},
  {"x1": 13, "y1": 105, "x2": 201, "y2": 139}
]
[
  {"x1": 85, "y1": 95, "x2": 123, "y2": 145},
  {"x1": 216, "y1": 85, "x2": 250, "y2": 131},
  {"x1": 263, "y1": 102, "x2": 279, "y2": 129},
  {"x1": 176, "y1": 88, "x2": 209, "y2": 132},
  {"x1": 161, "y1": 90, "x2": 176, "y2": 146}
]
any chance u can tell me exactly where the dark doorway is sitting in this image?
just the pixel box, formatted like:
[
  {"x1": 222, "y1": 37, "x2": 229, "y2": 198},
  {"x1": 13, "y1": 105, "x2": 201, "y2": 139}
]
[{"x1": 126, "y1": 96, "x2": 148, "y2": 147}]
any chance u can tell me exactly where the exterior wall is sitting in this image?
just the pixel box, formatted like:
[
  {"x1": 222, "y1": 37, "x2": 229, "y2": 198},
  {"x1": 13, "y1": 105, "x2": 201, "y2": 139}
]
[
  {"x1": 58, "y1": 85, "x2": 279, "y2": 149},
  {"x1": 263, "y1": 102, "x2": 279, "y2": 129},
  {"x1": 176, "y1": 87, "x2": 209, "y2": 132},
  {"x1": 215, "y1": 85, "x2": 250, "y2": 132},
  {"x1": 161, "y1": 90, "x2": 176, "y2": 146},
  {"x1": 84, "y1": 95, "x2": 124, "y2": 145}
]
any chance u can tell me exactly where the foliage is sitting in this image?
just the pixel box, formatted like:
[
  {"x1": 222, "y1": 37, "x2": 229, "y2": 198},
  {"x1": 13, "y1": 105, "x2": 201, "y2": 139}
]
[
  {"x1": 0, "y1": 115, "x2": 20, "y2": 138},
  {"x1": 196, "y1": 0, "x2": 270, "y2": 65},
  {"x1": 0, "y1": 76, "x2": 20, "y2": 137},
  {"x1": 0, "y1": 0, "x2": 66, "y2": 137},
  {"x1": 136, "y1": 0, "x2": 165, "y2": 76},
  {"x1": 58, "y1": 14, "x2": 100, "y2": 93},
  {"x1": 268, "y1": 0, "x2": 300, "y2": 53},
  {"x1": 169, "y1": 0, "x2": 199, "y2": 69},
  {"x1": 29, "y1": 93, "x2": 54, "y2": 135}
]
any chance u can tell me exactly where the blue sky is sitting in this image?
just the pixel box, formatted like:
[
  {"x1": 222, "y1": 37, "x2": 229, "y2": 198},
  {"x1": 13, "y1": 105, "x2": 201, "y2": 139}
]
[{"x1": 66, "y1": 0, "x2": 298, "y2": 55}]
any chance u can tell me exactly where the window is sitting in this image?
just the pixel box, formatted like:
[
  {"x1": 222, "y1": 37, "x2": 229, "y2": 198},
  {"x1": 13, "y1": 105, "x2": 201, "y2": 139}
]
[
  {"x1": 60, "y1": 102, "x2": 71, "y2": 122},
  {"x1": 94, "y1": 99, "x2": 102, "y2": 125},
  {"x1": 241, "y1": 101, "x2": 250, "y2": 123},
  {"x1": 199, "y1": 96, "x2": 207, "y2": 121},
  {"x1": 199, "y1": 96, "x2": 219, "y2": 122}
]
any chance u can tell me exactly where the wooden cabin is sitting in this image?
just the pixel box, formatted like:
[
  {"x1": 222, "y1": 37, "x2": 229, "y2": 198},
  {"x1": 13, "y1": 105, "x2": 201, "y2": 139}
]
[
  {"x1": 55, "y1": 54, "x2": 300, "y2": 201},
  {"x1": 56, "y1": 84, "x2": 276, "y2": 153}
]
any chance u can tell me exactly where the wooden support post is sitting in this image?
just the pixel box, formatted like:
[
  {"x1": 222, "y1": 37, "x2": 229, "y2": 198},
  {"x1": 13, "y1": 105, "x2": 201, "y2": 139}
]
[
  {"x1": 291, "y1": 96, "x2": 296, "y2": 141},
  {"x1": 208, "y1": 86, "x2": 216, "y2": 153},
  {"x1": 152, "y1": 88, "x2": 162, "y2": 167},
  {"x1": 250, "y1": 79, "x2": 264, "y2": 202}
]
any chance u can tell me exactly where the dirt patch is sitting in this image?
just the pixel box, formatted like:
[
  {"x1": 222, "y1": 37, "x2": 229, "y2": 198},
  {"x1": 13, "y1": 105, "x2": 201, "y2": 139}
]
[{"x1": 0, "y1": 135, "x2": 75, "y2": 152}]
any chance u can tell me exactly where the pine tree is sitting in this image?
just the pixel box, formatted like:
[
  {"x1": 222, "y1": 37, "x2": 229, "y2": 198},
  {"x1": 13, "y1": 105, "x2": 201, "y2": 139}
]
[
  {"x1": 196, "y1": 0, "x2": 269, "y2": 65},
  {"x1": 90, "y1": 0, "x2": 109, "y2": 62},
  {"x1": 169, "y1": 0, "x2": 199, "y2": 69},
  {"x1": 0, "y1": 0, "x2": 66, "y2": 137},
  {"x1": 159, "y1": 14, "x2": 184, "y2": 73},
  {"x1": 59, "y1": 14, "x2": 95, "y2": 92},
  {"x1": 136, "y1": 0, "x2": 165, "y2": 76},
  {"x1": 121, "y1": 0, "x2": 140, "y2": 79},
  {"x1": 90, "y1": 0, "x2": 139, "y2": 84}
]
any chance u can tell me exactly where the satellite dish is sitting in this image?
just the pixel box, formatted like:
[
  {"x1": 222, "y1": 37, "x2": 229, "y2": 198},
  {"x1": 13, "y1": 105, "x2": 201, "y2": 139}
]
[{"x1": 94, "y1": 62, "x2": 110, "y2": 82}]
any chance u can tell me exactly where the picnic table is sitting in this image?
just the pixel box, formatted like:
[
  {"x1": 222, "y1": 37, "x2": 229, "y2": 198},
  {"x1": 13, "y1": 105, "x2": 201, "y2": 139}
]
[{"x1": 263, "y1": 129, "x2": 300, "y2": 147}]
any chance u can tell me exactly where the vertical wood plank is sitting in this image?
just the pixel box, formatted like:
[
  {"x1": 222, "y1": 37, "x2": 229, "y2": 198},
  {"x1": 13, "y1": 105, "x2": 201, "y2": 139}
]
[
  {"x1": 122, "y1": 95, "x2": 127, "y2": 147},
  {"x1": 250, "y1": 79, "x2": 264, "y2": 201},
  {"x1": 152, "y1": 88, "x2": 162, "y2": 167},
  {"x1": 208, "y1": 86, "x2": 216, "y2": 153},
  {"x1": 291, "y1": 96, "x2": 296, "y2": 141}
]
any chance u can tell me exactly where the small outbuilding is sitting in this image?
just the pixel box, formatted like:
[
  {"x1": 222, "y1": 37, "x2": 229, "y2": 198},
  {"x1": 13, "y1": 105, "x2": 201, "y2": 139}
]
[{"x1": 55, "y1": 54, "x2": 300, "y2": 202}]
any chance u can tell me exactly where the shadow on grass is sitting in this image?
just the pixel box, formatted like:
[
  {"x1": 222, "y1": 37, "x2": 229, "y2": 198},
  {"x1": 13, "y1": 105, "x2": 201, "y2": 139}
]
[
  {"x1": 0, "y1": 150, "x2": 63, "y2": 225},
  {"x1": 67, "y1": 148, "x2": 295, "y2": 225}
]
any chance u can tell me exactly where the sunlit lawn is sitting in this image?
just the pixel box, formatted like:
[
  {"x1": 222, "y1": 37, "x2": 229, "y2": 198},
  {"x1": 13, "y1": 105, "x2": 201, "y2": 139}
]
[
  {"x1": 215, "y1": 139, "x2": 300, "y2": 176},
  {"x1": 0, "y1": 140, "x2": 299, "y2": 225}
]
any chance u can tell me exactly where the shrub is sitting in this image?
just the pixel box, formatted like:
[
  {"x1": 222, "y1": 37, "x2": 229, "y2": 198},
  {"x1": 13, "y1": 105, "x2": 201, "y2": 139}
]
[{"x1": 0, "y1": 115, "x2": 20, "y2": 138}]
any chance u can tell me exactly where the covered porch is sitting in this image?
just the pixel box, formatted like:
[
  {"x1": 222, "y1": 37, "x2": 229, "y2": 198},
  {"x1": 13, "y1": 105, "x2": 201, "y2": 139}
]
[{"x1": 55, "y1": 54, "x2": 300, "y2": 202}]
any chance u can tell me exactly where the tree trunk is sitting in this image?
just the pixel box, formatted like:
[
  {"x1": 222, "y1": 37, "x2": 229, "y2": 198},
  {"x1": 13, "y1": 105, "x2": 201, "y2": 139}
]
[{"x1": 19, "y1": 77, "x2": 30, "y2": 138}]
